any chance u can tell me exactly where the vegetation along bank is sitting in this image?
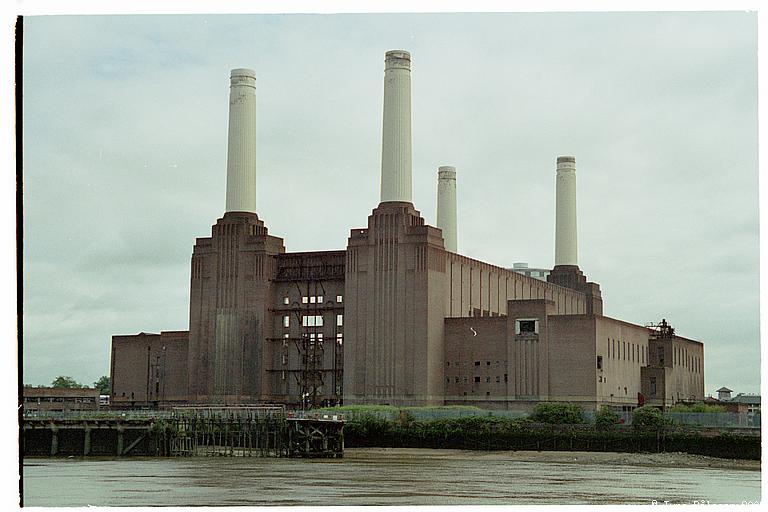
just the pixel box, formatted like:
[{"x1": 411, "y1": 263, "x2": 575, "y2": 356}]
[{"x1": 318, "y1": 404, "x2": 760, "y2": 460}]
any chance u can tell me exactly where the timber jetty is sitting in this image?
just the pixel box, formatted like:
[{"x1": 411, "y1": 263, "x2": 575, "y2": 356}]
[{"x1": 23, "y1": 406, "x2": 344, "y2": 458}]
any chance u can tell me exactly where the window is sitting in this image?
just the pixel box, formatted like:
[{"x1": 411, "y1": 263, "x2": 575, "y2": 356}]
[
  {"x1": 454, "y1": 377, "x2": 459, "y2": 383},
  {"x1": 518, "y1": 320, "x2": 536, "y2": 333},
  {"x1": 337, "y1": 314, "x2": 343, "y2": 327},
  {"x1": 302, "y1": 315, "x2": 323, "y2": 327},
  {"x1": 283, "y1": 315, "x2": 290, "y2": 328},
  {"x1": 486, "y1": 361, "x2": 491, "y2": 366},
  {"x1": 317, "y1": 295, "x2": 323, "y2": 303},
  {"x1": 283, "y1": 297, "x2": 290, "y2": 305},
  {"x1": 474, "y1": 361, "x2": 480, "y2": 366},
  {"x1": 446, "y1": 361, "x2": 450, "y2": 367},
  {"x1": 336, "y1": 334, "x2": 343, "y2": 346},
  {"x1": 282, "y1": 354, "x2": 287, "y2": 365},
  {"x1": 597, "y1": 355, "x2": 603, "y2": 370},
  {"x1": 504, "y1": 374, "x2": 508, "y2": 383},
  {"x1": 302, "y1": 296, "x2": 309, "y2": 304},
  {"x1": 336, "y1": 295, "x2": 343, "y2": 303},
  {"x1": 650, "y1": 377, "x2": 657, "y2": 397},
  {"x1": 496, "y1": 376, "x2": 500, "y2": 383},
  {"x1": 657, "y1": 346, "x2": 665, "y2": 366},
  {"x1": 310, "y1": 296, "x2": 316, "y2": 304},
  {"x1": 474, "y1": 376, "x2": 480, "y2": 383},
  {"x1": 485, "y1": 377, "x2": 491, "y2": 383}
]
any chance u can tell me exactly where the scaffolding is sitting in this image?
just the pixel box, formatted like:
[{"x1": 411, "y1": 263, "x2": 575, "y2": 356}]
[
  {"x1": 268, "y1": 255, "x2": 345, "y2": 409},
  {"x1": 646, "y1": 318, "x2": 675, "y2": 339}
]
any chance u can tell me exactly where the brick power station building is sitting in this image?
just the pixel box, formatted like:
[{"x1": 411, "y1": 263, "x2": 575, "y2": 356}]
[{"x1": 110, "y1": 51, "x2": 704, "y2": 412}]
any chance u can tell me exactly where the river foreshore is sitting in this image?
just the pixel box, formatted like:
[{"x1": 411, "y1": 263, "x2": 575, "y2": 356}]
[{"x1": 345, "y1": 447, "x2": 761, "y2": 471}]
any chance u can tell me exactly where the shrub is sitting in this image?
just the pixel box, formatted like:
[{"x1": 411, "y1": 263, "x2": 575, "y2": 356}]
[
  {"x1": 667, "y1": 402, "x2": 726, "y2": 413},
  {"x1": 530, "y1": 402, "x2": 584, "y2": 424},
  {"x1": 343, "y1": 413, "x2": 392, "y2": 443},
  {"x1": 396, "y1": 411, "x2": 415, "y2": 428},
  {"x1": 594, "y1": 406, "x2": 621, "y2": 429},
  {"x1": 631, "y1": 406, "x2": 668, "y2": 429}
]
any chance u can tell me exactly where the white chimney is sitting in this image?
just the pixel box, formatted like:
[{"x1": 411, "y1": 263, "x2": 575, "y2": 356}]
[
  {"x1": 555, "y1": 156, "x2": 578, "y2": 266},
  {"x1": 437, "y1": 166, "x2": 457, "y2": 252},
  {"x1": 380, "y1": 51, "x2": 412, "y2": 203},
  {"x1": 225, "y1": 68, "x2": 257, "y2": 214}
]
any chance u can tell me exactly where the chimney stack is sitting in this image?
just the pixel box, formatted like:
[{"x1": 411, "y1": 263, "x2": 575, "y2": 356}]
[
  {"x1": 380, "y1": 51, "x2": 412, "y2": 204},
  {"x1": 437, "y1": 166, "x2": 457, "y2": 252},
  {"x1": 225, "y1": 68, "x2": 257, "y2": 214},
  {"x1": 555, "y1": 156, "x2": 578, "y2": 266}
]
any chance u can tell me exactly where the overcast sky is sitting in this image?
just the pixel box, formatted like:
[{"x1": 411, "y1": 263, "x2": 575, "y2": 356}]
[{"x1": 20, "y1": 11, "x2": 759, "y2": 395}]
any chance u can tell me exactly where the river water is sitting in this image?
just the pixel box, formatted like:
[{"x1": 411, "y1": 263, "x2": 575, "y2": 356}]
[{"x1": 22, "y1": 448, "x2": 761, "y2": 506}]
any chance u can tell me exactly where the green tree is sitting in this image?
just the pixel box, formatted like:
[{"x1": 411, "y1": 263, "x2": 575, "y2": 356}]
[
  {"x1": 631, "y1": 406, "x2": 669, "y2": 429},
  {"x1": 530, "y1": 402, "x2": 584, "y2": 424},
  {"x1": 668, "y1": 402, "x2": 725, "y2": 413},
  {"x1": 594, "y1": 406, "x2": 621, "y2": 429},
  {"x1": 51, "y1": 376, "x2": 83, "y2": 388},
  {"x1": 94, "y1": 376, "x2": 111, "y2": 394}
]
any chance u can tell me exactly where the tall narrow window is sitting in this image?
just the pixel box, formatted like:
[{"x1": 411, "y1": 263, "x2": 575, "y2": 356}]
[
  {"x1": 336, "y1": 295, "x2": 343, "y2": 303},
  {"x1": 283, "y1": 297, "x2": 290, "y2": 305},
  {"x1": 283, "y1": 315, "x2": 290, "y2": 328},
  {"x1": 336, "y1": 314, "x2": 343, "y2": 327}
]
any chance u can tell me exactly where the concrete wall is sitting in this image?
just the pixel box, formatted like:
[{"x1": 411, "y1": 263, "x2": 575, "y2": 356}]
[
  {"x1": 110, "y1": 331, "x2": 189, "y2": 407},
  {"x1": 592, "y1": 316, "x2": 650, "y2": 409},
  {"x1": 444, "y1": 253, "x2": 587, "y2": 318},
  {"x1": 642, "y1": 334, "x2": 704, "y2": 407},
  {"x1": 188, "y1": 212, "x2": 284, "y2": 404},
  {"x1": 547, "y1": 314, "x2": 596, "y2": 404},
  {"x1": 344, "y1": 202, "x2": 447, "y2": 405},
  {"x1": 443, "y1": 316, "x2": 507, "y2": 403}
]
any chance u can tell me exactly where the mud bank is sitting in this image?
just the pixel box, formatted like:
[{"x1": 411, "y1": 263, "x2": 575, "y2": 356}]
[{"x1": 346, "y1": 447, "x2": 761, "y2": 471}]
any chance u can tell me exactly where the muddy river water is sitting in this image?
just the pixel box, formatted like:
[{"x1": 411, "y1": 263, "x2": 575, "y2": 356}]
[{"x1": 22, "y1": 448, "x2": 761, "y2": 506}]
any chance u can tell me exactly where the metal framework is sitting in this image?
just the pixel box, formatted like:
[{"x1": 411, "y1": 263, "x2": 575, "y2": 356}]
[{"x1": 268, "y1": 257, "x2": 345, "y2": 408}]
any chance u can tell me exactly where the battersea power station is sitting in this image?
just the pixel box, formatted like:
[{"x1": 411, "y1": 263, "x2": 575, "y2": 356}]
[{"x1": 110, "y1": 51, "x2": 704, "y2": 413}]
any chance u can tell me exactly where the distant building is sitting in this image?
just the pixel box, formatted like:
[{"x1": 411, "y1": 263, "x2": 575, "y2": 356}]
[
  {"x1": 716, "y1": 386, "x2": 733, "y2": 401},
  {"x1": 703, "y1": 396, "x2": 747, "y2": 414},
  {"x1": 730, "y1": 393, "x2": 761, "y2": 414},
  {"x1": 509, "y1": 263, "x2": 550, "y2": 282},
  {"x1": 23, "y1": 387, "x2": 100, "y2": 414}
]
